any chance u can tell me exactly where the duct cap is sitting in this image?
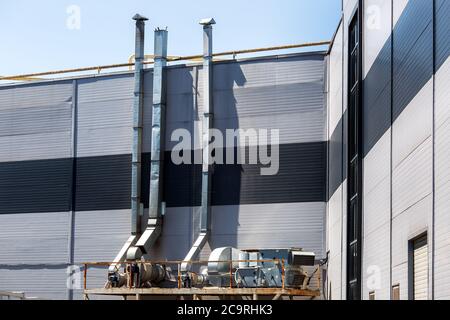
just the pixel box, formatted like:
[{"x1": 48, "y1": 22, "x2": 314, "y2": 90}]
[
  {"x1": 133, "y1": 14, "x2": 149, "y2": 21},
  {"x1": 199, "y1": 17, "x2": 216, "y2": 25}
]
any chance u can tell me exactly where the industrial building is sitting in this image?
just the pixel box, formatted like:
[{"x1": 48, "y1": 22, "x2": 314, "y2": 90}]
[{"x1": 0, "y1": 0, "x2": 448, "y2": 300}]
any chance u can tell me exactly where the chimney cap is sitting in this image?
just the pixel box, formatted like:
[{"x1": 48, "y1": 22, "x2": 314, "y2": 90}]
[
  {"x1": 199, "y1": 18, "x2": 216, "y2": 25},
  {"x1": 133, "y1": 14, "x2": 149, "y2": 21}
]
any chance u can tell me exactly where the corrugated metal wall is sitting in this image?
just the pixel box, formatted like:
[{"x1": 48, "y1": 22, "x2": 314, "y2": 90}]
[
  {"x1": 434, "y1": 0, "x2": 450, "y2": 301},
  {"x1": 326, "y1": 19, "x2": 344, "y2": 300},
  {"x1": 0, "y1": 53, "x2": 327, "y2": 299},
  {"x1": 326, "y1": 0, "x2": 450, "y2": 300}
]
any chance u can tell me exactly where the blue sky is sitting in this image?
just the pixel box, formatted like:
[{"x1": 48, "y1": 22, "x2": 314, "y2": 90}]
[{"x1": 0, "y1": 0, "x2": 341, "y2": 77}]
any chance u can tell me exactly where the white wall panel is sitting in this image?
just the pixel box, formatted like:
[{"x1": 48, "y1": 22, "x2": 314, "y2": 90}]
[
  {"x1": 392, "y1": 138, "x2": 432, "y2": 218},
  {"x1": 434, "y1": 76, "x2": 450, "y2": 300},
  {"x1": 363, "y1": 0, "x2": 392, "y2": 78},
  {"x1": 0, "y1": 82, "x2": 72, "y2": 162},
  {"x1": 220, "y1": 202, "x2": 324, "y2": 258},
  {"x1": 364, "y1": 130, "x2": 391, "y2": 193},
  {"x1": 329, "y1": 23, "x2": 343, "y2": 134},
  {"x1": 392, "y1": 79, "x2": 433, "y2": 167},
  {"x1": 327, "y1": 185, "x2": 343, "y2": 300},
  {"x1": 393, "y1": 0, "x2": 409, "y2": 27},
  {"x1": 0, "y1": 212, "x2": 69, "y2": 265},
  {"x1": 73, "y1": 209, "x2": 131, "y2": 263},
  {"x1": 0, "y1": 267, "x2": 68, "y2": 300},
  {"x1": 362, "y1": 222, "x2": 390, "y2": 300},
  {"x1": 76, "y1": 74, "x2": 134, "y2": 157}
]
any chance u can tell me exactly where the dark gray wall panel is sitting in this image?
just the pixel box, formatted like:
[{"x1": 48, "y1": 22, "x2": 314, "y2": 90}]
[
  {"x1": 212, "y1": 142, "x2": 326, "y2": 205},
  {"x1": 0, "y1": 158, "x2": 72, "y2": 214},
  {"x1": 0, "y1": 141, "x2": 326, "y2": 214},
  {"x1": 392, "y1": 0, "x2": 432, "y2": 73},
  {"x1": 363, "y1": 83, "x2": 391, "y2": 156},
  {"x1": 328, "y1": 118, "x2": 343, "y2": 198},
  {"x1": 74, "y1": 154, "x2": 131, "y2": 211},
  {"x1": 393, "y1": 24, "x2": 433, "y2": 120},
  {"x1": 436, "y1": 0, "x2": 450, "y2": 70}
]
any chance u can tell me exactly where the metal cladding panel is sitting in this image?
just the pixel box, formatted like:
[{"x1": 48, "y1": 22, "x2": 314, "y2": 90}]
[
  {"x1": 362, "y1": 0, "x2": 392, "y2": 156},
  {"x1": 342, "y1": 0, "x2": 358, "y2": 115},
  {"x1": 343, "y1": 0, "x2": 358, "y2": 23},
  {"x1": 392, "y1": 79, "x2": 432, "y2": 167},
  {"x1": 434, "y1": 2, "x2": 450, "y2": 299},
  {"x1": 73, "y1": 210, "x2": 131, "y2": 263},
  {"x1": 0, "y1": 82, "x2": 72, "y2": 162},
  {"x1": 328, "y1": 23, "x2": 344, "y2": 199},
  {"x1": 436, "y1": 0, "x2": 450, "y2": 71},
  {"x1": 209, "y1": 202, "x2": 325, "y2": 259},
  {"x1": 211, "y1": 143, "x2": 327, "y2": 206},
  {"x1": 392, "y1": 138, "x2": 432, "y2": 218},
  {"x1": 327, "y1": 185, "x2": 343, "y2": 300},
  {"x1": 0, "y1": 158, "x2": 72, "y2": 214},
  {"x1": 213, "y1": 55, "x2": 325, "y2": 146},
  {"x1": 164, "y1": 65, "x2": 203, "y2": 151},
  {"x1": 164, "y1": 55, "x2": 326, "y2": 150},
  {"x1": 392, "y1": 262, "x2": 408, "y2": 300},
  {"x1": 74, "y1": 154, "x2": 131, "y2": 211},
  {"x1": 363, "y1": 0, "x2": 392, "y2": 79},
  {"x1": 0, "y1": 212, "x2": 69, "y2": 265},
  {"x1": 362, "y1": 222, "x2": 390, "y2": 300},
  {"x1": 76, "y1": 74, "x2": 134, "y2": 157},
  {"x1": 0, "y1": 267, "x2": 68, "y2": 300},
  {"x1": 393, "y1": 0, "x2": 431, "y2": 71},
  {"x1": 364, "y1": 175, "x2": 390, "y2": 237},
  {"x1": 393, "y1": 0, "x2": 409, "y2": 26},
  {"x1": 435, "y1": 58, "x2": 450, "y2": 129},
  {"x1": 434, "y1": 105, "x2": 450, "y2": 300},
  {"x1": 363, "y1": 130, "x2": 391, "y2": 195},
  {"x1": 329, "y1": 23, "x2": 343, "y2": 134},
  {"x1": 149, "y1": 207, "x2": 193, "y2": 261},
  {"x1": 392, "y1": 1, "x2": 433, "y2": 121}
]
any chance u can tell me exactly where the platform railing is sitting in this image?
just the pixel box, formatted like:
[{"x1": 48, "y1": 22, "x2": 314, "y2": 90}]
[{"x1": 81, "y1": 259, "x2": 291, "y2": 291}]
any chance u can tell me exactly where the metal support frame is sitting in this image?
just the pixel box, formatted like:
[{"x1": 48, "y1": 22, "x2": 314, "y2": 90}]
[
  {"x1": 127, "y1": 27, "x2": 168, "y2": 260},
  {"x1": 181, "y1": 18, "x2": 215, "y2": 273}
]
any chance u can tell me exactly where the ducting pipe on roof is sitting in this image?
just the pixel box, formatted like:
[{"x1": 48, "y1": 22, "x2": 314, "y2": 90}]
[
  {"x1": 181, "y1": 18, "x2": 216, "y2": 273},
  {"x1": 126, "y1": 27, "x2": 168, "y2": 260}
]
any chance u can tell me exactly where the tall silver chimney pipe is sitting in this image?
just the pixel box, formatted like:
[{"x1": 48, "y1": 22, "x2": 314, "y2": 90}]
[
  {"x1": 126, "y1": 27, "x2": 168, "y2": 260},
  {"x1": 181, "y1": 17, "x2": 216, "y2": 273},
  {"x1": 108, "y1": 14, "x2": 148, "y2": 274}
]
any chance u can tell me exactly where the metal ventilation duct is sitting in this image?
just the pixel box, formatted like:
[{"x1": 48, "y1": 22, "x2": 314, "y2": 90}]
[
  {"x1": 109, "y1": 14, "x2": 149, "y2": 273},
  {"x1": 127, "y1": 28, "x2": 168, "y2": 260},
  {"x1": 181, "y1": 18, "x2": 216, "y2": 273}
]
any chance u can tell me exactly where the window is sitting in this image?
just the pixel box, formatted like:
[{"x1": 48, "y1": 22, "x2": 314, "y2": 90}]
[
  {"x1": 346, "y1": 6, "x2": 363, "y2": 301},
  {"x1": 369, "y1": 291, "x2": 375, "y2": 300},
  {"x1": 392, "y1": 285, "x2": 400, "y2": 300}
]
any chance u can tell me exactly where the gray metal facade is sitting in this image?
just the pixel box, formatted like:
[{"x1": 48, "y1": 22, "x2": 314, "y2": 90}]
[
  {"x1": 0, "y1": 53, "x2": 327, "y2": 299},
  {"x1": 326, "y1": 0, "x2": 450, "y2": 300}
]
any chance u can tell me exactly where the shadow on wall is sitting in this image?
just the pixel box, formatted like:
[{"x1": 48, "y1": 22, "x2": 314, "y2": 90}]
[
  {"x1": 143, "y1": 62, "x2": 247, "y2": 260},
  {"x1": 209, "y1": 61, "x2": 247, "y2": 252}
]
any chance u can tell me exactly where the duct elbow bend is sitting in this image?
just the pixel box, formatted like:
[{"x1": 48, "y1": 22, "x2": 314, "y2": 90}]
[{"x1": 126, "y1": 246, "x2": 144, "y2": 261}]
